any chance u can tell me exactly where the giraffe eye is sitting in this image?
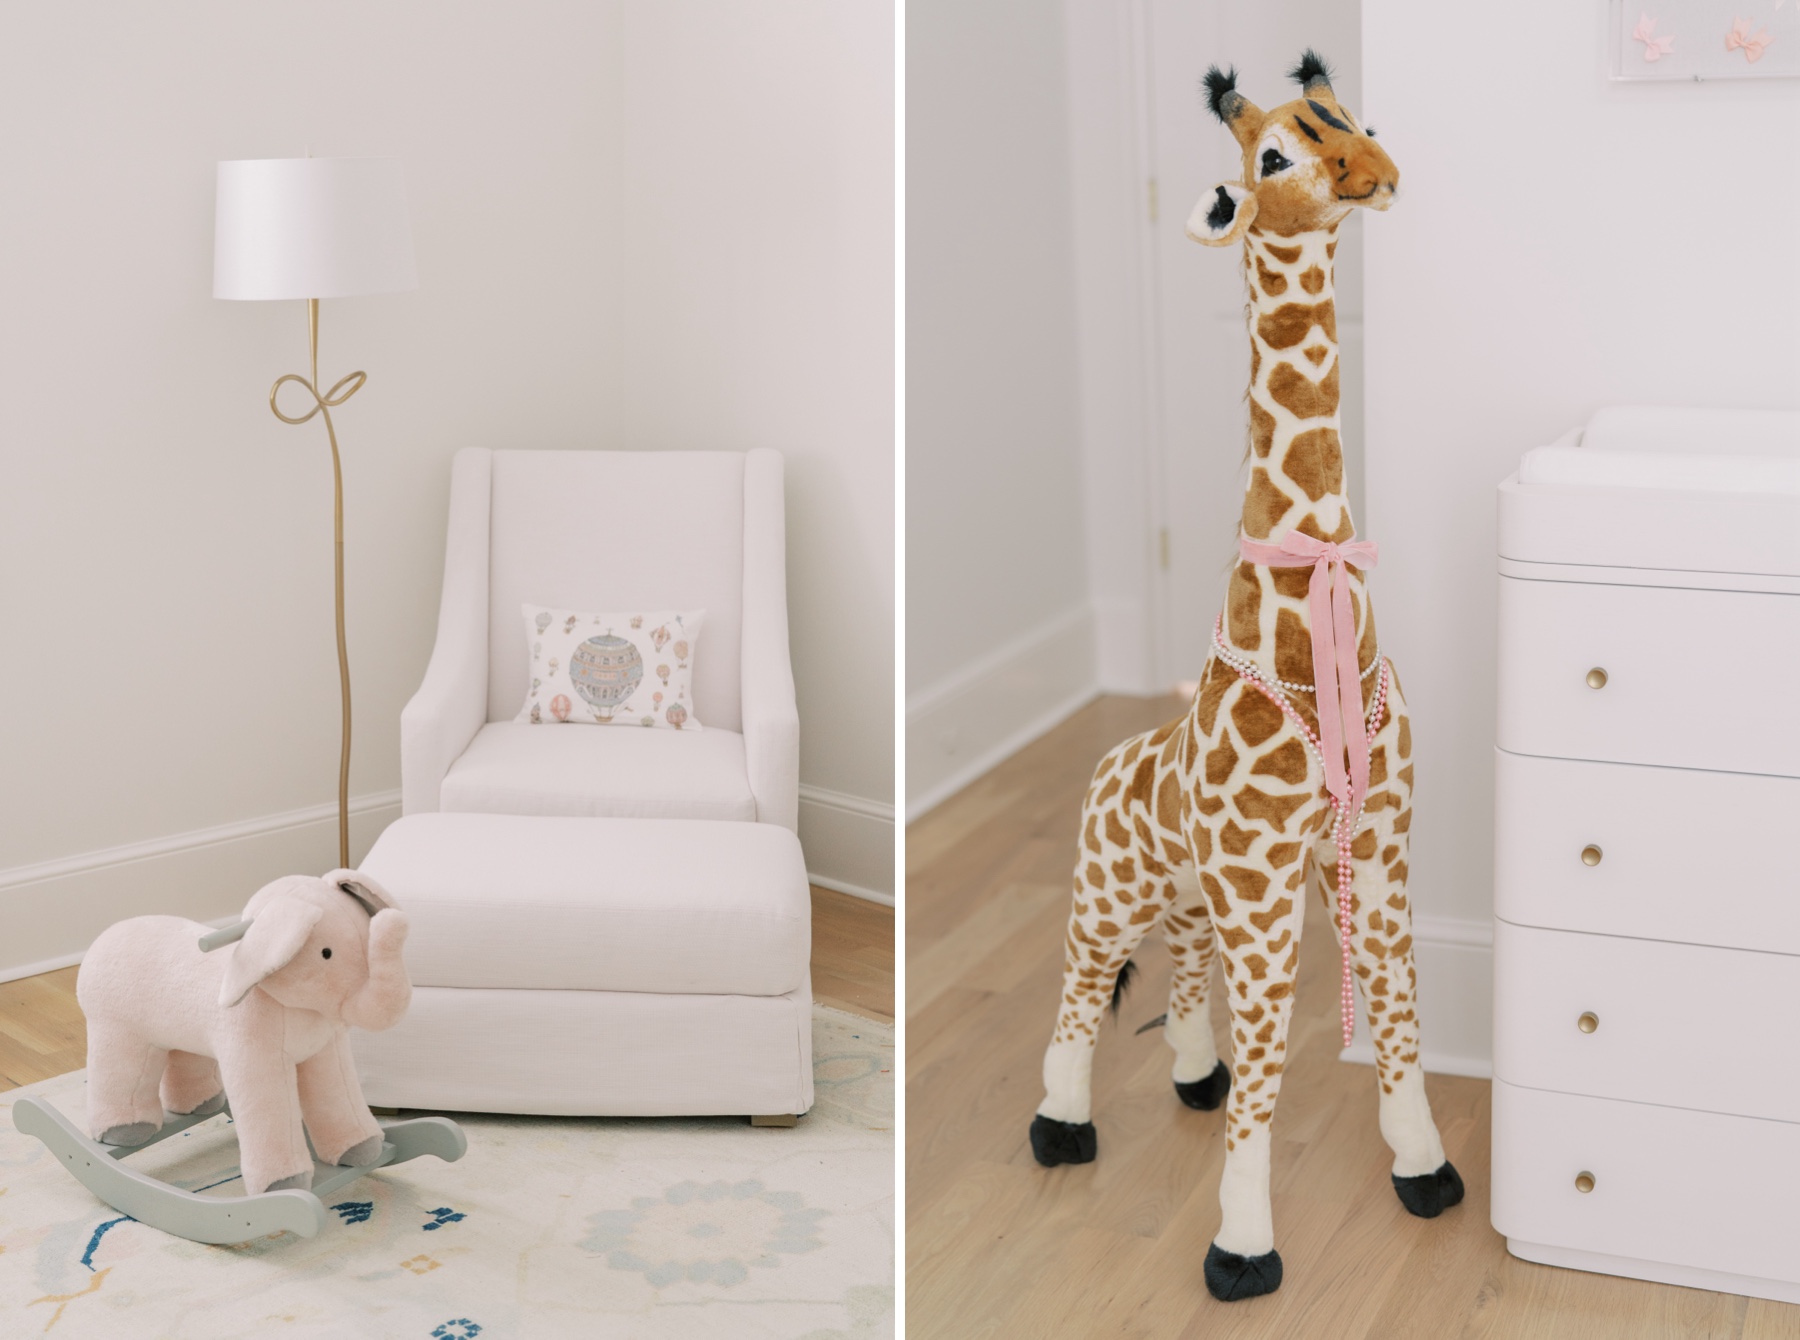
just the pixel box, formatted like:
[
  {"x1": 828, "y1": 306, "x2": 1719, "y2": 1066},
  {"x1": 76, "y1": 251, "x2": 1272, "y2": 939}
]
[{"x1": 1260, "y1": 146, "x2": 1292, "y2": 177}]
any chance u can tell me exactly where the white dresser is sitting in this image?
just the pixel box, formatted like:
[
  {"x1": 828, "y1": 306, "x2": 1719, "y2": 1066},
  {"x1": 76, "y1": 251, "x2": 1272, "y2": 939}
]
[{"x1": 1491, "y1": 405, "x2": 1800, "y2": 1304}]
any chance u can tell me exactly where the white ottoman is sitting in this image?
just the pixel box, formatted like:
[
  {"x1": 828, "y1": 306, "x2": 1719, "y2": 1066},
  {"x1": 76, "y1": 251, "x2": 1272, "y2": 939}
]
[{"x1": 348, "y1": 813, "x2": 814, "y2": 1119}]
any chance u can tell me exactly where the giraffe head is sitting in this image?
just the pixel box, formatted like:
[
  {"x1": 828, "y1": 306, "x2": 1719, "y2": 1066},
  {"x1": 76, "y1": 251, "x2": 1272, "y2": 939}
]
[{"x1": 1187, "y1": 50, "x2": 1398, "y2": 247}]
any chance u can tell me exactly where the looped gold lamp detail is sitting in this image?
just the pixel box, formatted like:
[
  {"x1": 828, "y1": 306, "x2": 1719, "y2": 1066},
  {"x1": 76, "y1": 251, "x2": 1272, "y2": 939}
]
[
  {"x1": 266, "y1": 324, "x2": 367, "y2": 870},
  {"x1": 214, "y1": 157, "x2": 417, "y2": 867}
]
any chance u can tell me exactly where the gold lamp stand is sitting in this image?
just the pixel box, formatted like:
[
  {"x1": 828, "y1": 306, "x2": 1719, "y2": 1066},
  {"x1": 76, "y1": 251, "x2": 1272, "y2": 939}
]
[
  {"x1": 214, "y1": 156, "x2": 414, "y2": 872},
  {"x1": 269, "y1": 299, "x2": 367, "y2": 868}
]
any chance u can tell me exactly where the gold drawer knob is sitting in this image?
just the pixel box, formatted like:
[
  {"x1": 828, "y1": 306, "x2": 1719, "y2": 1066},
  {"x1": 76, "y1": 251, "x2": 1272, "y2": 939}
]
[
  {"x1": 1581, "y1": 845, "x2": 1603, "y2": 866},
  {"x1": 1578, "y1": 1012, "x2": 1598, "y2": 1033},
  {"x1": 1575, "y1": 1172, "x2": 1596, "y2": 1193},
  {"x1": 1586, "y1": 668, "x2": 1608, "y2": 689}
]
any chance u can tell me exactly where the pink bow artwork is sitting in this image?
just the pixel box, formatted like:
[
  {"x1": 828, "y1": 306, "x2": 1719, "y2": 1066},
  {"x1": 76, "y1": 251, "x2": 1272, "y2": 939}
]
[
  {"x1": 1632, "y1": 14, "x2": 1674, "y2": 61},
  {"x1": 1726, "y1": 16, "x2": 1774, "y2": 62}
]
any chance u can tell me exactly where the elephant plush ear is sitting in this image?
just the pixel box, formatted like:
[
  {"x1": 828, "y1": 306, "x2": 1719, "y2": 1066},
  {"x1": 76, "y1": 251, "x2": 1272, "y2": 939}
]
[
  {"x1": 219, "y1": 899, "x2": 324, "y2": 1008},
  {"x1": 323, "y1": 868, "x2": 399, "y2": 915}
]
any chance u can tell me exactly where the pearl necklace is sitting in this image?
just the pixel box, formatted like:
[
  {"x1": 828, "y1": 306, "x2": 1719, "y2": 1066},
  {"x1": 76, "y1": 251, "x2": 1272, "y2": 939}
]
[
  {"x1": 1210, "y1": 619, "x2": 1383, "y2": 727},
  {"x1": 1207, "y1": 613, "x2": 1392, "y2": 1049}
]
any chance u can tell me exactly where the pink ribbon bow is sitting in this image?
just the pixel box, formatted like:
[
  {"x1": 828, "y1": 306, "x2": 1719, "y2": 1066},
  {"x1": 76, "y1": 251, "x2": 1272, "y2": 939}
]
[{"x1": 1236, "y1": 531, "x2": 1379, "y2": 818}]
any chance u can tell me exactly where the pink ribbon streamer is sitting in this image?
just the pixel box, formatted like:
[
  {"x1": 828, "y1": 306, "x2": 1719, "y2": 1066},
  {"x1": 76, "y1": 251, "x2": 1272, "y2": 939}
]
[
  {"x1": 1235, "y1": 530, "x2": 1381, "y2": 1047},
  {"x1": 1236, "y1": 531, "x2": 1379, "y2": 818}
]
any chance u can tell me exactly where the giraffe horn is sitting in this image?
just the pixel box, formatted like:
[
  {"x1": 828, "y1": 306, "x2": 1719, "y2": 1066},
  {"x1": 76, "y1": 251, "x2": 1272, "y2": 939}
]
[
  {"x1": 1203, "y1": 65, "x2": 1264, "y2": 152},
  {"x1": 1288, "y1": 48, "x2": 1335, "y2": 95}
]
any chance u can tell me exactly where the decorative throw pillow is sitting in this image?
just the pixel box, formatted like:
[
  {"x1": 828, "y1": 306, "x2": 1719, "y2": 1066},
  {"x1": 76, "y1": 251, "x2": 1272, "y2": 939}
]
[{"x1": 515, "y1": 605, "x2": 705, "y2": 730}]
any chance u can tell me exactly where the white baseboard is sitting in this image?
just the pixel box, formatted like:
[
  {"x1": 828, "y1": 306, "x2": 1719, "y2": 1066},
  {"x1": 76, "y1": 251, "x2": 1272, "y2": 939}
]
[
  {"x1": 797, "y1": 785, "x2": 894, "y2": 906},
  {"x1": 0, "y1": 791, "x2": 403, "y2": 984},
  {"x1": 906, "y1": 604, "x2": 1100, "y2": 822},
  {"x1": 1339, "y1": 914, "x2": 1493, "y2": 1079},
  {"x1": 808, "y1": 874, "x2": 895, "y2": 909}
]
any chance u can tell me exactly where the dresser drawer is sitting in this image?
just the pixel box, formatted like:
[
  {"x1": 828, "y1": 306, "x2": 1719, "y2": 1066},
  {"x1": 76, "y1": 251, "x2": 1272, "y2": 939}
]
[
  {"x1": 1496, "y1": 576, "x2": 1800, "y2": 777},
  {"x1": 1494, "y1": 920, "x2": 1800, "y2": 1122},
  {"x1": 1495, "y1": 750, "x2": 1800, "y2": 954},
  {"x1": 1491, "y1": 1079, "x2": 1800, "y2": 1287}
]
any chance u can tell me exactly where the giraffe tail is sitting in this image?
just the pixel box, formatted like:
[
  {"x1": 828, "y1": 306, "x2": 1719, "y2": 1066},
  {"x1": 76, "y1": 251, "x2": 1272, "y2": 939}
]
[{"x1": 1110, "y1": 959, "x2": 1138, "y2": 1014}]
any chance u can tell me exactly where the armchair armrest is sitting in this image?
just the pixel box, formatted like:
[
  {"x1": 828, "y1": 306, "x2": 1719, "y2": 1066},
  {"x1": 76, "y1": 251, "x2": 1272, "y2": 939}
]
[
  {"x1": 740, "y1": 448, "x2": 800, "y2": 831},
  {"x1": 401, "y1": 448, "x2": 493, "y2": 814}
]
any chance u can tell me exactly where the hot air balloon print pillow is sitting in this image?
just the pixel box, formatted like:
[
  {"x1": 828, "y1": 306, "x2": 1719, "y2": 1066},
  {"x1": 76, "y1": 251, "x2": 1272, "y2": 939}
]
[{"x1": 515, "y1": 605, "x2": 705, "y2": 730}]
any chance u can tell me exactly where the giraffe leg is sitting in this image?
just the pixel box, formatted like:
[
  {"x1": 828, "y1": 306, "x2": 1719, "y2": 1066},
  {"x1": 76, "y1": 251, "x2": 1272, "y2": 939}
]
[
  {"x1": 1036, "y1": 857, "x2": 1173, "y2": 1159},
  {"x1": 1161, "y1": 868, "x2": 1229, "y2": 1110},
  {"x1": 1318, "y1": 707, "x2": 1463, "y2": 1217},
  {"x1": 1198, "y1": 835, "x2": 1309, "y2": 1300}
]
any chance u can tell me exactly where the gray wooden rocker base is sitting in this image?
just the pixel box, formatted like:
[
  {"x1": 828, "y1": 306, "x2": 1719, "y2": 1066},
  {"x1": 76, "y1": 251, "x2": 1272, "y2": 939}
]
[{"x1": 12, "y1": 1094, "x2": 467, "y2": 1245}]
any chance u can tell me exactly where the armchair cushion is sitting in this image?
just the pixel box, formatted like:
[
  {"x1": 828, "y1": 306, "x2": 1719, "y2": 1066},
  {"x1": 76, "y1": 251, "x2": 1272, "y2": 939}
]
[
  {"x1": 439, "y1": 723, "x2": 756, "y2": 822},
  {"x1": 488, "y1": 453, "x2": 745, "y2": 731}
]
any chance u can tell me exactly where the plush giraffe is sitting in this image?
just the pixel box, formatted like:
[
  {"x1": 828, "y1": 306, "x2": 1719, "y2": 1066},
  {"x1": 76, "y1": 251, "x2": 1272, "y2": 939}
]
[{"x1": 1028, "y1": 51, "x2": 1462, "y2": 1303}]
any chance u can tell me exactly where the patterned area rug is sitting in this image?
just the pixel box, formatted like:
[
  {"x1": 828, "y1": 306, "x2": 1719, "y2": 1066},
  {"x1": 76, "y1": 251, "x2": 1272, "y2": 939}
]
[{"x1": 0, "y1": 1005, "x2": 892, "y2": 1339}]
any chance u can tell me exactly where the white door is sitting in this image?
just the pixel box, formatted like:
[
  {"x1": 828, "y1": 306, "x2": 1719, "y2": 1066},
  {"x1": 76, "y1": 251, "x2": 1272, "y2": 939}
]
[{"x1": 1140, "y1": 0, "x2": 1364, "y2": 684}]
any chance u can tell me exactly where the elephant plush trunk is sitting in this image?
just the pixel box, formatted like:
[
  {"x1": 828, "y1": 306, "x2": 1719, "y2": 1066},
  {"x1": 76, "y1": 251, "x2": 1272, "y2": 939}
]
[{"x1": 344, "y1": 910, "x2": 412, "y2": 1032}]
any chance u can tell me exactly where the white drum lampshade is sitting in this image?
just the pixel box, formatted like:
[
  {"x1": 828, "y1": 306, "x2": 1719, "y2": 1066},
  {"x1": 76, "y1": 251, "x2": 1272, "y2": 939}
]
[{"x1": 213, "y1": 157, "x2": 417, "y2": 301}]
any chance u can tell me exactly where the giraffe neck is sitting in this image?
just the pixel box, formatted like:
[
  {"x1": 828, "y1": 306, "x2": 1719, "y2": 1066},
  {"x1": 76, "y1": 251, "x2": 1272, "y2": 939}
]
[
  {"x1": 1239, "y1": 225, "x2": 1350, "y2": 544},
  {"x1": 1222, "y1": 223, "x2": 1377, "y2": 693}
]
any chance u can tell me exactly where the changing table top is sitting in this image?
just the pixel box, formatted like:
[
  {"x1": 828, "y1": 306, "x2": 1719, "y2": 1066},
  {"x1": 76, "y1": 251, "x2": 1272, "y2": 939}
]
[
  {"x1": 1500, "y1": 405, "x2": 1800, "y2": 584},
  {"x1": 1519, "y1": 406, "x2": 1800, "y2": 495}
]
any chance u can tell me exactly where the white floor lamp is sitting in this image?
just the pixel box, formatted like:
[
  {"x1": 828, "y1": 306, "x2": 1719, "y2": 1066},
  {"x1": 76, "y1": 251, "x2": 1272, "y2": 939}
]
[{"x1": 213, "y1": 157, "x2": 417, "y2": 867}]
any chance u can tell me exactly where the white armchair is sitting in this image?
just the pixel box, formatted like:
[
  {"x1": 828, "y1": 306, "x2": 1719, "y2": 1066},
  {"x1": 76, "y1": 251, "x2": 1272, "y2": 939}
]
[{"x1": 401, "y1": 448, "x2": 800, "y2": 831}]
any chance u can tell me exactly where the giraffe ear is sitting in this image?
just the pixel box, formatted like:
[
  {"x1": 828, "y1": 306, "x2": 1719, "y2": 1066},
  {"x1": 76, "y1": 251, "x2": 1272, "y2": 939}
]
[{"x1": 1186, "y1": 183, "x2": 1258, "y2": 247}]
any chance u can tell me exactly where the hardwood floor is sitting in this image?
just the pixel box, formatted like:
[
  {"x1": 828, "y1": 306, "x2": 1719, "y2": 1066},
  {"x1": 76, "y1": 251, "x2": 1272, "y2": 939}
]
[
  {"x1": 0, "y1": 966, "x2": 83, "y2": 1091},
  {"x1": 0, "y1": 884, "x2": 893, "y2": 1094},
  {"x1": 812, "y1": 884, "x2": 895, "y2": 1024},
  {"x1": 906, "y1": 694, "x2": 1800, "y2": 1340}
]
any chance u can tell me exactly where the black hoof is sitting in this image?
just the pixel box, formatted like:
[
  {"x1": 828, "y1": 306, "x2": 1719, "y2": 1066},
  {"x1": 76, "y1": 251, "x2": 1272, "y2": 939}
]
[
  {"x1": 1029, "y1": 1114, "x2": 1097, "y2": 1167},
  {"x1": 1174, "y1": 1061, "x2": 1232, "y2": 1111},
  {"x1": 1392, "y1": 1161, "x2": 1465, "y2": 1218},
  {"x1": 1204, "y1": 1243, "x2": 1283, "y2": 1301}
]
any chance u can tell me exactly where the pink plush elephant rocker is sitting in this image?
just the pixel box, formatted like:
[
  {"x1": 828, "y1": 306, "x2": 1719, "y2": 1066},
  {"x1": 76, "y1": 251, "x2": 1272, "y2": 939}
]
[{"x1": 76, "y1": 868, "x2": 410, "y2": 1196}]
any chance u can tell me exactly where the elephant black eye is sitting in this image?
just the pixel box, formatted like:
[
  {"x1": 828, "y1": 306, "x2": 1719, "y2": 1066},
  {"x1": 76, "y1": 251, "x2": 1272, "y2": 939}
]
[
  {"x1": 1260, "y1": 147, "x2": 1292, "y2": 178},
  {"x1": 321, "y1": 947, "x2": 332, "y2": 960}
]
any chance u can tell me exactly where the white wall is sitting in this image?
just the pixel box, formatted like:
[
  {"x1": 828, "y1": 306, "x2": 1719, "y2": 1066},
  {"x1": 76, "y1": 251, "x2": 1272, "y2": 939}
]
[
  {"x1": 1063, "y1": 1, "x2": 1158, "y2": 697},
  {"x1": 905, "y1": 0, "x2": 1097, "y2": 817},
  {"x1": 1363, "y1": 0, "x2": 1800, "y2": 1070},
  {"x1": 615, "y1": 6, "x2": 897, "y2": 901},
  {"x1": 0, "y1": 1, "x2": 894, "y2": 978}
]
